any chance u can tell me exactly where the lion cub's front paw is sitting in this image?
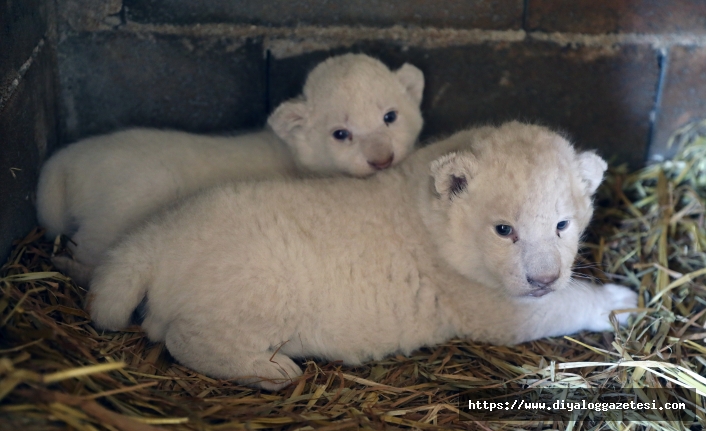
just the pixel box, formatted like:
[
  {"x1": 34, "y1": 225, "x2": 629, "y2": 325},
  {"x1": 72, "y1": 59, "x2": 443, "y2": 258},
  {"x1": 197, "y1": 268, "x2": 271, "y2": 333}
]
[
  {"x1": 240, "y1": 352, "x2": 303, "y2": 392},
  {"x1": 604, "y1": 283, "x2": 638, "y2": 325},
  {"x1": 589, "y1": 283, "x2": 638, "y2": 331}
]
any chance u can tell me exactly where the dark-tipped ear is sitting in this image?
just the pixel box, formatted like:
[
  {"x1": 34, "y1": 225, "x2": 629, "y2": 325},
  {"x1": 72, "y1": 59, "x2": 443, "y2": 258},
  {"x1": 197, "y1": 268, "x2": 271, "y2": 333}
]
[
  {"x1": 576, "y1": 151, "x2": 607, "y2": 195},
  {"x1": 430, "y1": 152, "x2": 477, "y2": 200},
  {"x1": 268, "y1": 99, "x2": 308, "y2": 143},
  {"x1": 395, "y1": 63, "x2": 425, "y2": 106}
]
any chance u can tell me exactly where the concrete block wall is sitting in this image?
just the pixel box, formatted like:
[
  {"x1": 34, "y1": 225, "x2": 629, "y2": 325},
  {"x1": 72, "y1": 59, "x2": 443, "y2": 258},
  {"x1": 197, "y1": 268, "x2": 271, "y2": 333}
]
[
  {"x1": 55, "y1": 1, "x2": 706, "y2": 164},
  {"x1": 2, "y1": 0, "x2": 706, "y2": 261}
]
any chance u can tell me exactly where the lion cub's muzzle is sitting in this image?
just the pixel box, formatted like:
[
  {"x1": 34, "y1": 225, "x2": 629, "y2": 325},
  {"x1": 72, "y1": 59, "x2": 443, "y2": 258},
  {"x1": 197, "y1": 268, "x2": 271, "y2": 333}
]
[
  {"x1": 361, "y1": 132, "x2": 395, "y2": 170},
  {"x1": 526, "y1": 273, "x2": 559, "y2": 297},
  {"x1": 368, "y1": 154, "x2": 394, "y2": 170}
]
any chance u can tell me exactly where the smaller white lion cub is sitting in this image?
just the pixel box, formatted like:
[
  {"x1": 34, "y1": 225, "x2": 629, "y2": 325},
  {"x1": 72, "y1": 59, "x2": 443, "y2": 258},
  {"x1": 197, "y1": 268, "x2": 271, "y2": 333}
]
[
  {"x1": 89, "y1": 122, "x2": 637, "y2": 391},
  {"x1": 37, "y1": 54, "x2": 424, "y2": 286}
]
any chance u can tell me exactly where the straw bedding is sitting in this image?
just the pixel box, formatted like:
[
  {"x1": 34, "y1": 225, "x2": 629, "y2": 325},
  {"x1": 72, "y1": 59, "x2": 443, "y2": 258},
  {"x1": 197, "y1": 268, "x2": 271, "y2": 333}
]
[{"x1": 2, "y1": 122, "x2": 706, "y2": 430}]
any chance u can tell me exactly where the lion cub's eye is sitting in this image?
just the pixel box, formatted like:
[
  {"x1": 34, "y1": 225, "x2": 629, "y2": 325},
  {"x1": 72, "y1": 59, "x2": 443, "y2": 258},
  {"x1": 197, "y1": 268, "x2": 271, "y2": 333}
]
[
  {"x1": 556, "y1": 220, "x2": 569, "y2": 231},
  {"x1": 332, "y1": 129, "x2": 351, "y2": 141},
  {"x1": 383, "y1": 111, "x2": 397, "y2": 125},
  {"x1": 495, "y1": 224, "x2": 513, "y2": 237}
]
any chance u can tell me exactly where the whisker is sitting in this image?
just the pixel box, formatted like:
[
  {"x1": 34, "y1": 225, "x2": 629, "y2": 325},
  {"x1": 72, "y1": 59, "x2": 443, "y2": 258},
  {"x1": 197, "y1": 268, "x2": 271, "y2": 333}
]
[
  {"x1": 570, "y1": 274, "x2": 599, "y2": 284},
  {"x1": 572, "y1": 263, "x2": 600, "y2": 269}
]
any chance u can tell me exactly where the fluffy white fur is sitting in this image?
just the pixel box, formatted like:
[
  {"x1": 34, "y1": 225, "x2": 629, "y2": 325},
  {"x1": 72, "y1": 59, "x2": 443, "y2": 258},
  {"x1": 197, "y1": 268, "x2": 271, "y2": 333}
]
[
  {"x1": 89, "y1": 122, "x2": 637, "y2": 391},
  {"x1": 37, "y1": 54, "x2": 424, "y2": 286}
]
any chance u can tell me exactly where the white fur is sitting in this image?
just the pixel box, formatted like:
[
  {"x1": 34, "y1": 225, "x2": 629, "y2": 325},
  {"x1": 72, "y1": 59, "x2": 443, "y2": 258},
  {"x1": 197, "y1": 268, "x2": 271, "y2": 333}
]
[
  {"x1": 89, "y1": 122, "x2": 637, "y2": 391},
  {"x1": 37, "y1": 54, "x2": 424, "y2": 285}
]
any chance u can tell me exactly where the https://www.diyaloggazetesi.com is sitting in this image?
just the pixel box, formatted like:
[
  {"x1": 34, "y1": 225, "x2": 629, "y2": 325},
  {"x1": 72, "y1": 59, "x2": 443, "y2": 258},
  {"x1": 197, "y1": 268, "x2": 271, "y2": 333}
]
[{"x1": 467, "y1": 398, "x2": 686, "y2": 413}]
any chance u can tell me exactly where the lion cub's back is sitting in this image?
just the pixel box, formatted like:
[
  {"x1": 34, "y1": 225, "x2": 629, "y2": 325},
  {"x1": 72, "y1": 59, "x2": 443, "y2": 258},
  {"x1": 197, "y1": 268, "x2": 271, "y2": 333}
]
[
  {"x1": 143, "y1": 174, "x2": 412, "y2": 292},
  {"x1": 125, "y1": 174, "x2": 433, "y2": 351}
]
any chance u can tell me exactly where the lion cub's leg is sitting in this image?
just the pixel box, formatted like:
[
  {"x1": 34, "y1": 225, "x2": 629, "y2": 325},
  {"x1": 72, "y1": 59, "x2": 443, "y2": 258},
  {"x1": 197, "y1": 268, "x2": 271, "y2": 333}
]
[
  {"x1": 52, "y1": 218, "x2": 120, "y2": 285},
  {"x1": 508, "y1": 281, "x2": 637, "y2": 343},
  {"x1": 163, "y1": 320, "x2": 302, "y2": 391},
  {"x1": 51, "y1": 255, "x2": 93, "y2": 286}
]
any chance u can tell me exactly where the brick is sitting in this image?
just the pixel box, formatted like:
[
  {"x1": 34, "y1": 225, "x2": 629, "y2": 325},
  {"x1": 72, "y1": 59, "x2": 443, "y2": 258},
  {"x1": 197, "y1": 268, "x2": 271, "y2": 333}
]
[
  {"x1": 0, "y1": 45, "x2": 58, "y2": 263},
  {"x1": 650, "y1": 46, "x2": 706, "y2": 161},
  {"x1": 272, "y1": 42, "x2": 658, "y2": 168},
  {"x1": 417, "y1": 42, "x2": 658, "y2": 168},
  {"x1": 124, "y1": 0, "x2": 524, "y2": 30},
  {"x1": 527, "y1": 0, "x2": 706, "y2": 34},
  {"x1": 57, "y1": 32, "x2": 267, "y2": 143}
]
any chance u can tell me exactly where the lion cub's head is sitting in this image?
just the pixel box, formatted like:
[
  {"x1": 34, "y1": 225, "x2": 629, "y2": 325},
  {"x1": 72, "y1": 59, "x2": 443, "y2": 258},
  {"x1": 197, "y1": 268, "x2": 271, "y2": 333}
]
[
  {"x1": 268, "y1": 53, "x2": 424, "y2": 177},
  {"x1": 424, "y1": 122, "x2": 607, "y2": 297}
]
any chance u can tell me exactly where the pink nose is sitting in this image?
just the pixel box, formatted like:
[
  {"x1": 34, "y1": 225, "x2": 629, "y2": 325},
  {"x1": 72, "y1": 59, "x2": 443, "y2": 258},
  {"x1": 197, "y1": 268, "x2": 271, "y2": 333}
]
[
  {"x1": 527, "y1": 274, "x2": 559, "y2": 289},
  {"x1": 368, "y1": 154, "x2": 394, "y2": 170}
]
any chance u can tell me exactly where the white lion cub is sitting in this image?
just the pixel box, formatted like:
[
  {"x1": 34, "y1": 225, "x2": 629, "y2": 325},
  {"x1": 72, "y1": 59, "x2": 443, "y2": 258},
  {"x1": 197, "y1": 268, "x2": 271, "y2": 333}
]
[
  {"x1": 37, "y1": 53, "x2": 424, "y2": 285},
  {"x1": 89, "y1": 122, "x2": 637, "y2": 391}
]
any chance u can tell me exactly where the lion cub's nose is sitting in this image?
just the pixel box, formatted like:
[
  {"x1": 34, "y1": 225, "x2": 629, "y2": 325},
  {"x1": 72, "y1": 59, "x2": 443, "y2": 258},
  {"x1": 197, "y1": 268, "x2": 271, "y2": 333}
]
[
  {"x1": 368, "y1": 154, "x2": 394, "y2": 170},
  {"x1": 527, "y1": 274, "x2": 559, "y2": 289}
]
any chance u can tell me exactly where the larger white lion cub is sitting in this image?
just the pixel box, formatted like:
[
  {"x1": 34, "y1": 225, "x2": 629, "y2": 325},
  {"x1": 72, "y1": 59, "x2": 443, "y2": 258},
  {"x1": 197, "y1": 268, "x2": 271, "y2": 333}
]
[
  {"x1": 89, "y1": 122, "x2": 637, "y2": 391},
  {"x1": 37, "y1": 53, "x2": 424, "y2": 285}
]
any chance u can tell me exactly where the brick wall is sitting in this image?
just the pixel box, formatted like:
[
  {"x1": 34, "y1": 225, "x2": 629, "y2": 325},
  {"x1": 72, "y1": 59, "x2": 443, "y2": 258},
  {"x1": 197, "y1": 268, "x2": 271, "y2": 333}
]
[{"x1": 2, "y1": 0, "x2": 706, "y2": 261}]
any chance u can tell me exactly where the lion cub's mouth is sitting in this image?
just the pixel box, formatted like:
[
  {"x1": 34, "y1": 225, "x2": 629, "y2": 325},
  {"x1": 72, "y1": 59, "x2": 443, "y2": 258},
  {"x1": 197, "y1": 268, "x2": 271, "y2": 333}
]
[{"x1": 526, "y1": 287, "x2": 554, "y2": 298}]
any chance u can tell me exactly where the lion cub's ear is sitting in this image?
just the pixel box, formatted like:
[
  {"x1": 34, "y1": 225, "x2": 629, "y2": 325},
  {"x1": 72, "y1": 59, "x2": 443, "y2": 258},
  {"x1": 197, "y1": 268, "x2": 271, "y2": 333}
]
[
  {"x1": 268, "y1": 99, "x2": 308, "y2": 144},
  {"x1": 576, "y1": 151, "x2": 608, "y2": 195},
  {"x1": 430, "y1": 152, "x2": 477, "y2": 200},
  {"x1": 395, "y1": 63, "x2": 425, "y2": 106}
]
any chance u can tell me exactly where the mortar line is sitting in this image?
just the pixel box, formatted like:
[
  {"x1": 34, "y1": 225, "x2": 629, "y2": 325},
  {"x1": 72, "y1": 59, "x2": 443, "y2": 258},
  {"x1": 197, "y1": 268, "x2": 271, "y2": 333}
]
[
  {"x1": 265, "y1": 49, "x2": 272, "y2": 116},
  {"x1": 119, "y1": 3, "x2": 128, "y2": 26},
  {"x1": 646, "y1": 47, "x2": 670, "y2": 163},
  {"x1": 522, "y1": 0, "x2": 531, "y2": 32},
  {"x1": 113, "y1": 22, "x2": 706, "y2": 56},
  {"x1": 0, "y1": 38, "x2": 46, "y2": 112}
]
